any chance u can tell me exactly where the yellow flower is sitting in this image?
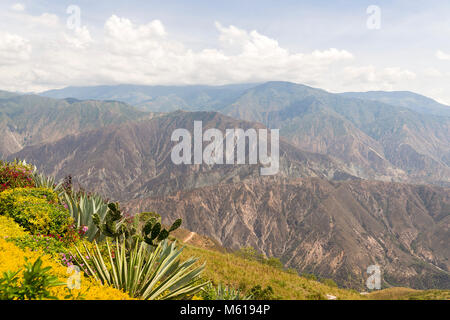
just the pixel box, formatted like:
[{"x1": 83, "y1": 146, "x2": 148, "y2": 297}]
[
  {"x1": 0, "y1": 215, "x2": 28, "y2": 238},
  {"x1": 0, "y1": 234, "x2": 133, "y2": 300}
]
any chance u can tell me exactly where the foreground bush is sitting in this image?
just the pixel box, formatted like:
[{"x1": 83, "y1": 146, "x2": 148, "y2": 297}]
[
  {"x1": 0, "y1": 215, "x2": 28, "y2": 239},
  {"x1": 0, "y1": 237, "x2": 132, "y2": 300},
  {"x1": 0, "y1": 257, "x2": 64, "y2": 300},
  {"x1": 0, "y1": 161, "x2": 204, "y2": 300},
  {"x1": 0, "y1": 160, "x2": 35, "y2": 192},
  {"x1": 0, "y1": 188, "x2": 71, "y2": 236}
]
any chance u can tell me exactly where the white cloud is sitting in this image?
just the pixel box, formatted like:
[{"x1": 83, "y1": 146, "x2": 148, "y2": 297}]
[
  {"x1": 436, "y1": 50, "x2": 450, "y2": 61},
  {"x1": 423, "y1": 67, "x2": 442, "y2": 77},
  {"x1": 64, "y1": 26, "x2": 93, "y2": 49},
  {"x1": 0, "y1": 32, "x2": 31, "y2": 66},
  {"x1": 0, "y1": 14, "x2": 357, "y2": 91},
  {"x1": 10, "y1": 3, "x2": 25, "y2": 12},
  {"x1": 0, "y1": 12, "x2": 448, "y2": 104}
]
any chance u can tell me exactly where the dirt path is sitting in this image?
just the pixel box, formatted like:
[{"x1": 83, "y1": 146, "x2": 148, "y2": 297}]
[{"x1": 183, "y1": 231, "x2": 195, "y2": 243}]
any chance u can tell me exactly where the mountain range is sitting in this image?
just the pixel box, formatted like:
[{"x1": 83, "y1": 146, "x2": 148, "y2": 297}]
[
  {"x1": 9, "y1": 111, "x2": 354, "y2": 200},
  {"x1": 41, "y1": 82, "x2": 450, "y2": 187},
  {"x1": 1, "y1": 81, "x2": 448, "y2": 290}
]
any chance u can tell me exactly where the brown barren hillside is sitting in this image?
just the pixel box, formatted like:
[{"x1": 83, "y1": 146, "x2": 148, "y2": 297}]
[
  {"x1": 125, "y1": 177, "x2": 450, "y2": 290},
  {"x1": 10, "y1": 111, "x2": 355, "y2": 200}
]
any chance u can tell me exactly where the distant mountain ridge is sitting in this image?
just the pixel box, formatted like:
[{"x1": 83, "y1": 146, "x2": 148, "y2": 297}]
[
  {"x1": 40, "y1": 82, "x2": 450, "y2": 116},
  {"x1": 340, "y1": 91, "x2": 450, "y2": 117},
  {"x1": 38, "y1": 82, "x2": 450, "y2": 186},
  {"x1": 223, "y1": 82, "x2": 450, "y2": 186},
  {"x1": 0, "y1": 93, "x2": 154, "y2": 158},
  {"x1": 40, "y1": 83, "x2": 259, "y2": 112}
]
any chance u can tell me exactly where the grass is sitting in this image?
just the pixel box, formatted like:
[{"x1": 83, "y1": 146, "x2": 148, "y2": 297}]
[
  {"x1": 368, "y1": 287, "x2": 450, "y2": 300},
  {"x1": 181, "y1": 243, "x2": 450, "y2": 300},
  {"x1": 181, "y1": 244, "x2": 364, "y2": 300}
]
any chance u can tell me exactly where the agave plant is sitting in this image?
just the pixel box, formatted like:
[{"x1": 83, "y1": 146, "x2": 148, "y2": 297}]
[
  {"x1": 201, "y1": 282, "x2": 253, "y2": 300},
  {"x1": 63, "y1": 191, "x2": 109, "y2": 241},
  {"x1": 73, "y1": 239, "x2": 206, "y2": 300},
  {"x1": 32, "y1": 172, "x2": 64, "y2": 196}
]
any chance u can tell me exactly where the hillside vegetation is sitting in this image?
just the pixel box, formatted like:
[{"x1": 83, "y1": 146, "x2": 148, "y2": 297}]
[
  {"x1": 181, "y1": 245, "x2": 363, "y2": 300},
  {"x1": 180, "y1": 243, "x2": 449, "y2": 300}
]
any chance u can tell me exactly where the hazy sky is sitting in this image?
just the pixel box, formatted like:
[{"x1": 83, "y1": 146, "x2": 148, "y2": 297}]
[{"x1": 1, "y1": 0, "x2": 450, "y2": 104}]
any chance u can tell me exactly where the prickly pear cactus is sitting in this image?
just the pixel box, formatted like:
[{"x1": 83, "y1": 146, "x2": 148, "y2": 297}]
[
  {"x1": 93, "y1": 205, "x2": 183, "y2": 249},
  {"x1": 92, "y1": 202, "x2": 126, "y2": 240},
  {"x1": 139, "y1": 213, "x2": 182, "y2": 247}
]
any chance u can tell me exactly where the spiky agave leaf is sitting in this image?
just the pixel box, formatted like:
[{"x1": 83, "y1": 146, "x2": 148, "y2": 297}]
[
  {"x1": 72, "y1": 239, "x2": 206, "y2": 300},
  {"x1": 63, "y1": 191, "x2": 109, "y2": 241}
]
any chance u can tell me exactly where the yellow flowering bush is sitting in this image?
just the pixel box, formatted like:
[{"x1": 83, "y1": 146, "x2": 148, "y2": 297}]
[
  {"x1": 0, "y1": 188, "x2": 59, "y2": 210},
  {"x1": 0, "y1": 215, "x2": 28, "y2": 239},
  {"x1": 0, "y1": 188, "x2": 71, "y2": 236},
  {"x1": 0, "y1": 238, "x2": 132, "y2": 300}
]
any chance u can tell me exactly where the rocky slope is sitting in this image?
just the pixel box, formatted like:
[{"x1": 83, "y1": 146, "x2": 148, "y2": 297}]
[
  {"x1": 125, "y1": 177, "x2": 450, "y2": 290},
  {"x1": 10, "y1": 111, "x2": 355, "y2": 200}
]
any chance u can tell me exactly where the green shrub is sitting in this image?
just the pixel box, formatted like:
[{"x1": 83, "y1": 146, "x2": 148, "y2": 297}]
[
  {"x1": 0, "y1": 160, "x2": 35, "y2": 192},
  {"x1": 0, "y1": 257, "x2": 64, "y2": 300},
  {"x1": 306, "y1": 292, "x2": 326, "y2": 300},
  {"x1": 201, "y1": 282, "x2": 252, "y2": 300},
  {"x1": 0, "y1": 187, "x2": 59, "y2": 215},
  {"x1": 320, "y1": 278, "x2": 338, "y2": 288},
  {"x1": 265, "y1": 257, "x2": 284, "y2": 269},
  {"x1": 73, "y1": 239, "x2": 206, "y2": 300},
  {"x1": 7, "y1": 234, "x2": 70, "y2": 258},
  {"x1": 248, "y1": 285, "x2": 277, "y2": 300},
  {"x1": 235, "y1": 246, "x2": 265, "y2": 262},
  {"x1": 62, "y1": 190, "x2": 109, "y2": 242},
  {"x1": 0, "y1": 188, "x2": 71, "y2": 236},
  {"x1": 301, "y1": 273, "x2": 318, "y2": 281},
  {"x1": 32, "y1": 172, "x2": 64, "y2": 196}
]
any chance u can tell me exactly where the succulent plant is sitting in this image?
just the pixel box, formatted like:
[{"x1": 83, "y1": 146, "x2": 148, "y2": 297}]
[
  {"x1": 120, "y1": 211, "x2": 182, "y2": 250},
  {"x1": 64, "y1": 192, "x2": 109, "y2": 242},
  {"x1": 72, "y1": 238, "x2": 206, "y2": 300},
  {"x1": 141, "y1": 214, "x2": 181, "y2": 247},
  {"x1": 92, "y1": 202, "x2": 126, "y2": 240},
  {"x1": 93, "y1": 204, "x2": 182, "y2": 250}
]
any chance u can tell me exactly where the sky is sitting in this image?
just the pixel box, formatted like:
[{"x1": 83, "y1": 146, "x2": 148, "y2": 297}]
[{"x1": 1, "y1": 0, "x2": 450, "y2": 104}]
